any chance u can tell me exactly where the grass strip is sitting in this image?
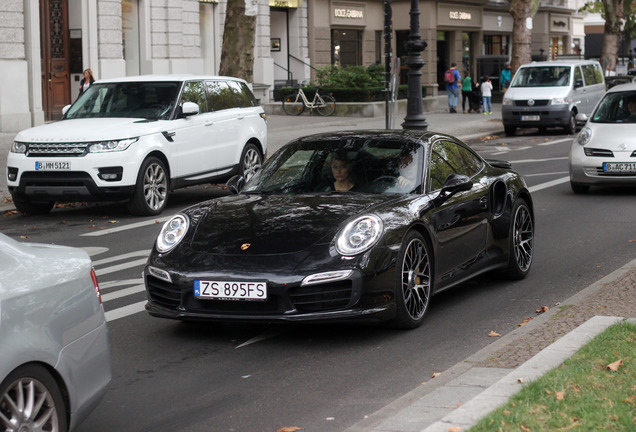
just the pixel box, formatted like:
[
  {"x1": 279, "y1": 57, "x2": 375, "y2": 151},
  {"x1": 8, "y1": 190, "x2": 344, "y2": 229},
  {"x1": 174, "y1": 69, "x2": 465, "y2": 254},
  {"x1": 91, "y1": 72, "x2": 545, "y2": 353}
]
[{"x1": 469, "y1": 321, "x2": 636, "y2": 431}]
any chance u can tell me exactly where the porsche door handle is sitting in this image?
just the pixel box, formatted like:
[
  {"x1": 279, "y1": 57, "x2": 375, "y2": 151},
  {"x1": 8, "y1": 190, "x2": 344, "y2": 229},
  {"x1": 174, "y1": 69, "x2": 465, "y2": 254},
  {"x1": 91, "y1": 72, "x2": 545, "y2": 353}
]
[{"x1": 479, "y1": 196, "x2": 488, "y2": 209}]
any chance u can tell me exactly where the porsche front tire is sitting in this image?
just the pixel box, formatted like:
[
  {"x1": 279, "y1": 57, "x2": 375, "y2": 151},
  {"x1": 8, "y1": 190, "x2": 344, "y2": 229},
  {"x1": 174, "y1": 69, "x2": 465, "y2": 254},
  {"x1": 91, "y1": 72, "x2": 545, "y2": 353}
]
[{"x1": 391, "y1": 231, "x2": 433, "y2": 329}]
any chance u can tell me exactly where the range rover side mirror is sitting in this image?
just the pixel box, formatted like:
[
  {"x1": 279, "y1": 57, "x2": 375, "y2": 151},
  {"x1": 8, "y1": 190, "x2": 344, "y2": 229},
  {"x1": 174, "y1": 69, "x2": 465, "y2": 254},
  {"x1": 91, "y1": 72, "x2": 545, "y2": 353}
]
[
  {"x1": 181, "y1": 102, "x2": 200, "y2": 117},
  {"x1": 62, "y1": 105, "x2": 71, "y2": 115}
]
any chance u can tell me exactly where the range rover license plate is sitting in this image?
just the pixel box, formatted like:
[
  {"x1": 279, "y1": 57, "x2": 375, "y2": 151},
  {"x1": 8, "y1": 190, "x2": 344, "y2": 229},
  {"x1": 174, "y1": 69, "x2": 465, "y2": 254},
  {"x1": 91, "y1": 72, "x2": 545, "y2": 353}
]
[
  {"x1": 603, "y1": 162, "x2": 636, "y2": 173},
  {"x1": 35, "y1": 161, "x2": 71, "y2": 171},
  {"x1": 194, "y1": 280, "x2": 267, "y2": 301}
]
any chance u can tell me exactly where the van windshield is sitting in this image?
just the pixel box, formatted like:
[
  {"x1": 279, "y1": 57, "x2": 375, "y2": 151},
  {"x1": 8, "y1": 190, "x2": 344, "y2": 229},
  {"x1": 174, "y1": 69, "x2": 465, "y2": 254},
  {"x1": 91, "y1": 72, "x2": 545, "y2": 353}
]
[
  {"x1": 510, "y1": 66, "x2": 571, "y2": 88},
  {"x1": 65, "y1": 82, "x2": 181, "y2": 120}
]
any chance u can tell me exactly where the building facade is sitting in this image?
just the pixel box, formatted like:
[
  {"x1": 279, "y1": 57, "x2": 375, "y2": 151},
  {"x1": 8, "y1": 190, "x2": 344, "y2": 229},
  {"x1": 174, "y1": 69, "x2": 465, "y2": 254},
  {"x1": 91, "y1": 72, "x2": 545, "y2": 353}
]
[{"x1": 0, "y1": 0, "x2": 578, "y2": 133}]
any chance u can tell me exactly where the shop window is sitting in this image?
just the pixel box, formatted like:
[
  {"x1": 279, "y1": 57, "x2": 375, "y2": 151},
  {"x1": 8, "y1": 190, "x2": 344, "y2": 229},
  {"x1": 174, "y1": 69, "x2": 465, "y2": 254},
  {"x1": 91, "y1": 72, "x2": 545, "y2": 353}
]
[
  {"x1": 484, "y1": 35, "x2": 509, "y2": 56},
  {"x1": 550, "y1": 37, "x2": 564, "y2": 60},
  {"x1": 332, "y1": 29, "x2": 362, "y2": 66}
]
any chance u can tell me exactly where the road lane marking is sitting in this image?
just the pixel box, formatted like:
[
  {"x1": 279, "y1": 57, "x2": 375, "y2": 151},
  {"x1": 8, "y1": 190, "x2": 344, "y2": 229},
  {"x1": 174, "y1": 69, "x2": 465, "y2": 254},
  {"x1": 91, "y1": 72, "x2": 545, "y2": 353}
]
[
  {"x1": 105, "y1": 301, "x2": 147, "y2": 322},
  {"x1": 538, "y1": 138, "x2": 572, "y2": 146},
  {"x1": 95, "y1": 258, "x2": 148, "y2": 276},
  {"x1": 511, "y1": 156, "x2": 568, "y2": 164},
  {"x1": 101, "y1": 284, "x2": 145, "y2": 302},
  {"x1": 523, "y1": 171, "x2": 569, "y2": 177},
  {"x1": 100, "y1": 278, "x2": 144, "y2": 289},
  {"x1": 92, "y1": 250, "x2": 150, "y2": 266},
  {"x1": 80, "y1": 216, "x2": 170, "y2": 237},
  {"x1": 236, "y1": 329, "x2": 288, "y2": 348},
  {"x1": 528, "y1": 176, "x2": 570, "y2": 192}
]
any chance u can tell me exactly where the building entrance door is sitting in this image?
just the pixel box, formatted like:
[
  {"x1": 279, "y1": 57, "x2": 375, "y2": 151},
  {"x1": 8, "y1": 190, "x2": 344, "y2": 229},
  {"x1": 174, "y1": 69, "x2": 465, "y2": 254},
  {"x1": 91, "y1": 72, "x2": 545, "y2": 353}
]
[{"x1": 40, "y1": 0, "x2": 71, "y2": 121}]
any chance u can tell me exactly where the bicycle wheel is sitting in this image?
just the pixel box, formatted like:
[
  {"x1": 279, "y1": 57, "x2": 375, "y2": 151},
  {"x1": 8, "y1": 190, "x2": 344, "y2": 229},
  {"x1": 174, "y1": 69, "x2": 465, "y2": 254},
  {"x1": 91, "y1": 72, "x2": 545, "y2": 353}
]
[
  {"x1": 282, "y1": 92, "x2": 305, "y2": 116},
  {"x1": 316, "y1": 94, "x2": 336, "y2": 116}
]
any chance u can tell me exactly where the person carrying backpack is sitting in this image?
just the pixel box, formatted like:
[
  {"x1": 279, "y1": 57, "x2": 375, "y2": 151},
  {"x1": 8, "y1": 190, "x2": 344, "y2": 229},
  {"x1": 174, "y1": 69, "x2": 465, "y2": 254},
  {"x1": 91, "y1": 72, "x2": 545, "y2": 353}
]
[{"x1": 445, "y1": 63, "x2": 461, "y2": 113}]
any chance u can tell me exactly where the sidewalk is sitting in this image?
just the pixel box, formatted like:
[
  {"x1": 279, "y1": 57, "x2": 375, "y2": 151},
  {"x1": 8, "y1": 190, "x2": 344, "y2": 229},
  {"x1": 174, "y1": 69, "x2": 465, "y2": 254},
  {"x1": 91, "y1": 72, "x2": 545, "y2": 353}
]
[{"x1": 346, "y1": 258, "x2": 636, "y2": 432}]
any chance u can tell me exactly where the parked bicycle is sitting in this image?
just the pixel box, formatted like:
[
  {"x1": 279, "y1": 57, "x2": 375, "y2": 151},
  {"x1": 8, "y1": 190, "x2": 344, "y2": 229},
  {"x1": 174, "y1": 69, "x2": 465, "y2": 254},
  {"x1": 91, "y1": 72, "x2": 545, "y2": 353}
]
[{"x1": 282, "y1": 88, "x2": 336, "y2": 116}]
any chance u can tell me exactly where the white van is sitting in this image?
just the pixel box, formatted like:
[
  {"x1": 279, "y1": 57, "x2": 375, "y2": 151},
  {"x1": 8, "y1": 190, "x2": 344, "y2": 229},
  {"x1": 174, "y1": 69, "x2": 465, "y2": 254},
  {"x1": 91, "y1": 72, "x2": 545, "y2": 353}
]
[
  {"x1": 7, "y1": 75, "x2": 267, "y2": 215},
  {"x1": 501, "y1": 60, "x2": 605, "y2": 136}
]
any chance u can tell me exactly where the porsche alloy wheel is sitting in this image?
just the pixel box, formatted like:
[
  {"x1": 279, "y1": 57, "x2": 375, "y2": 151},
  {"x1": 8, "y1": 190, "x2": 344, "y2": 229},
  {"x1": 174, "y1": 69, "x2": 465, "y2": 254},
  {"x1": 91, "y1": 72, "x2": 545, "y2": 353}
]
[
  {"x1": 505, "y1": 199, "x2": 534, "y2": 279},
  {"x1": 393, "y1": 231, "x2": 432, "y2": 329},
  {"x1": 0, "y1": 364, "x2": 68, "y2": 432}
]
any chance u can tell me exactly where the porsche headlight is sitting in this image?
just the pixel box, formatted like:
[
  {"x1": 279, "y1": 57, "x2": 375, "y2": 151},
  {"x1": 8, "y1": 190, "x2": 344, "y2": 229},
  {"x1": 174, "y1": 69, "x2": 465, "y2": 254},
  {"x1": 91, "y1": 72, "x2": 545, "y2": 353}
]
[
  {"x1": 576, "y1": 127, "x2": 592, "y2": 146},
  {"x1": 156, "y1": 214, "x2": 189, "y2": 253},
  {"x1": 88, "y1": 137, "x2": 138, "y2": 153},
  {"x1": 335, "y1": 215, "x2": 383, "y2": 256}
]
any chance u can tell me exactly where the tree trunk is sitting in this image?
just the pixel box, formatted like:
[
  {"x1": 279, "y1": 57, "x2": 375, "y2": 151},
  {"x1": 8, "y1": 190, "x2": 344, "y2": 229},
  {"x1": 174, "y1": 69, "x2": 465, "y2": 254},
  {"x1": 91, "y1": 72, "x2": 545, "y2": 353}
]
[
  {"x1": 509, "y1": 0, "x2": 540, "y2": 76},
  {"x1": 219, "y1": 0, "x2": 256, "y2": 81},
  {"x1": 601, "y1": 0, "x2": 624, "y2": 73}
]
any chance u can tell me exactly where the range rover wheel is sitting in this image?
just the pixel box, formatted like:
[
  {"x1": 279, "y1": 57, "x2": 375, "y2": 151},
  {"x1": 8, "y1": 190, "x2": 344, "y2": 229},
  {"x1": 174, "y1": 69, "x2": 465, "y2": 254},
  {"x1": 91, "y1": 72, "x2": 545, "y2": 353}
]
[
  {"x1": 0, "y1": 364, "x2": 68, "y2": 432},
  {"x1": 238, "y1": 143, "x2": 263, "y2": 182},
  {"x1": 11, "y1": 195, "x2": 54, "y2": 215},
  {"x1": 127, "y1": 157, "x2": 168, "y2": 216}
]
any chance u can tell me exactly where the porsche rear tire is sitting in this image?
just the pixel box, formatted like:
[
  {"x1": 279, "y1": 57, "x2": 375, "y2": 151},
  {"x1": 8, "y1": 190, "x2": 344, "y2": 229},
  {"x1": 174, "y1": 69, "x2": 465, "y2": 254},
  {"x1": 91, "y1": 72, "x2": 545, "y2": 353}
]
[
  {"x1": 391, "y1": 231, "x2": 433, "y2": 329},
  {"x1": 504, "y1": 199, "x2": 534, "y2": 279}
]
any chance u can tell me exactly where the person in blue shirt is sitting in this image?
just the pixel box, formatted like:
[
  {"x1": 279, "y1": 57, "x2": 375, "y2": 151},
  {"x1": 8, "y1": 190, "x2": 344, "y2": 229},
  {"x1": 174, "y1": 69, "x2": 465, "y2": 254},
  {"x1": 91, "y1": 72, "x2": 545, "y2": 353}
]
[
  {"x1": 500, "y1": 63, "x2": 511, "y2": 92},
  {"x1": 445, "y1": 63, "x2": 461, "y2": 113}
]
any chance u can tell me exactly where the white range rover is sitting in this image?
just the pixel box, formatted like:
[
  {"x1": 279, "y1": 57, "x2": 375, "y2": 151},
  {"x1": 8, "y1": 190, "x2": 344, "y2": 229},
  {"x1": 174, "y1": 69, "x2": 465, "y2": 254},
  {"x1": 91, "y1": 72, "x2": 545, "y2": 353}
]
[{"x1": 7, "y1": 75, "x2": 267, "y2": 215}]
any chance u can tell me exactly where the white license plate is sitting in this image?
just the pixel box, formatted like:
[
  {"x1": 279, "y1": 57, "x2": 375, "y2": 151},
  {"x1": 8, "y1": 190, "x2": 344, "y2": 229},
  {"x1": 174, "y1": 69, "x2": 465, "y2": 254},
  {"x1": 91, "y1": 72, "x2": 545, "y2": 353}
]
[
  {"x1": 35, "y1": 161, "x2": 71, "y2": 171},
  {"x1": 194, "y1": 280, "x2": 267, "y2": 301},
  {"x1": 521, "y1": 115, "x2": 540, "y2": 121},
  {"x1": 603, "y1": 162, "x2": 636, "y2": 173}
]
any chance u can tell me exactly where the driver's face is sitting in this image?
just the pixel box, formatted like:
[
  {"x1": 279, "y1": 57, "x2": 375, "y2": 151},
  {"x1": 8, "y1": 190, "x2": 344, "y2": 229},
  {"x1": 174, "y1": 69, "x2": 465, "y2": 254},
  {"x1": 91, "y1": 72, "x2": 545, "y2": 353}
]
[{"x1": 331, "y1": 159, "x2": 350, "y2": 181}]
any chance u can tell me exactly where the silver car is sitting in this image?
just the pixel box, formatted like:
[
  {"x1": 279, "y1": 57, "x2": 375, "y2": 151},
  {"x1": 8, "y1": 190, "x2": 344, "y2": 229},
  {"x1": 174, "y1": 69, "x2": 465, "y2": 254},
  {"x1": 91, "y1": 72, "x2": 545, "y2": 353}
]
[
  {"x1": 569, "y1": 83, "x2": 636, "y2": 193},
  {"x1": 0, "y1": 233, "x2": 111, "y2": 431}
]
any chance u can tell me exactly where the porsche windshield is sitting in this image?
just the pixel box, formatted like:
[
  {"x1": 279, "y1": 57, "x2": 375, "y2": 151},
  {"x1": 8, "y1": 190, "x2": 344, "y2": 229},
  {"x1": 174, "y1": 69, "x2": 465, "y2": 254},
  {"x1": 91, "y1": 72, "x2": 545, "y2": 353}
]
[
  {"x1": 65, "y1": 81, "x2": 181, "y2": 120},
  {"x1": 510, "y1": 66, "x2": 571, "y2": 88},
  {"x1": 244, "y1": 138, "x2": 423, "y2": 195}
]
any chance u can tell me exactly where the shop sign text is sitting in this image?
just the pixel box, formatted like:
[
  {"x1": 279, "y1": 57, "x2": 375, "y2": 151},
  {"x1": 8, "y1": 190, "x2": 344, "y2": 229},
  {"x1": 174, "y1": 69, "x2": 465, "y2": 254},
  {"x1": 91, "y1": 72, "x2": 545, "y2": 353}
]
[
  {"x1": 334, "y1": 8, "x2": 364, "y2": 19},
  {"x1": 449, "y1": 11, "x2": 471, "y2": 20}
]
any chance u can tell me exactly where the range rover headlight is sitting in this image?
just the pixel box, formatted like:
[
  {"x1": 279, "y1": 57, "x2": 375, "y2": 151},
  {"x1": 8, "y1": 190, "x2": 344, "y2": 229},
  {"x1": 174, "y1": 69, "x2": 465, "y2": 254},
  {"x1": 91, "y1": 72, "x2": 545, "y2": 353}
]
[
  {"x1": 335, "y1": 215, "x2": 383, "y2": 256},
  {"x1": 88, "y1": 137, "x2": 138, "y2": 153},
  {"x1": 156, "y1": 214, "x2": 189, "y2": 253},
  {"x1": 576, "y1": 127, "x2": 592, "y2": 146},
  {"x1": 11, "y1": 141, "x2": 27, "y2": 153}
]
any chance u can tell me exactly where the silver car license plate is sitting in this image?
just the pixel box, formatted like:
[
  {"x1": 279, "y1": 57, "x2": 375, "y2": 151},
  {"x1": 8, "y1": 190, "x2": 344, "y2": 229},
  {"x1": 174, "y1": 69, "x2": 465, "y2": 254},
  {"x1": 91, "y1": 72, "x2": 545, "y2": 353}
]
[{"x1": 603, "y1": 162, "x2": 636, "y2": 173}]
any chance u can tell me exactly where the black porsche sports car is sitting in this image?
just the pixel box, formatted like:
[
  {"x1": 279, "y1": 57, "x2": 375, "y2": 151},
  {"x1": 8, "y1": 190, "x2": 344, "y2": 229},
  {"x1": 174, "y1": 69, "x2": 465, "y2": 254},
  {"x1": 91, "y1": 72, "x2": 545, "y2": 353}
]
[{"x1": 144, "y1": 130, "x2": 534, "y2": 329}]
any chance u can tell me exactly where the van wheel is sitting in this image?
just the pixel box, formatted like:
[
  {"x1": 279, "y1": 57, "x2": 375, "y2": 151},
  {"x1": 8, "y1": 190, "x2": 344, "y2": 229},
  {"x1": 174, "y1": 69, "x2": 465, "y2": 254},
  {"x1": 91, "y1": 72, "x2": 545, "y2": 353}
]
[
  {"x1": 564, "y1": 111, "x2": 576, "y2": 135},
  {"x1": 504, "y1": 125, "x2": 516, "y2": 136},
  {"x1": 239, "y1": 143, "x2": 263, "y2": 182},
  {"x1": 11, "y1": 195, "x2": 54, "y2": 215},
  {"x1": 127, "y1": 157, "x2": 168, "y2": 216}
]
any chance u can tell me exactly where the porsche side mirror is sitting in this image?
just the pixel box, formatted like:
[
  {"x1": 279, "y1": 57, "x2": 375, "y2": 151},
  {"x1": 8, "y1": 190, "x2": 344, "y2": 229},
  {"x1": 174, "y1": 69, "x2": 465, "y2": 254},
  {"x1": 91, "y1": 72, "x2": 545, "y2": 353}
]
[
  {"x1": 226, "y1": 175, "x2": 245, "y2": 194},
  {"x1": 440, "y1": 174, "x2": 472, "y2": 197}
]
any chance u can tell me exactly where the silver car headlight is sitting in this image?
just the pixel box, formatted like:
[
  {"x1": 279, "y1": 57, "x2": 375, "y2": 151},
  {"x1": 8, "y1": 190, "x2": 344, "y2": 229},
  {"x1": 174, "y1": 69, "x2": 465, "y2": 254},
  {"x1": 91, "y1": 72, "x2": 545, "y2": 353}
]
[
  {"x1": 11, "y1": 141, "x2": 27, "y2": 153},
  {"x1": 156, "y1": 214, "x2": 189, "y2": 253},
  {"x1": 502, "y1": 97, "x2": 513, "y2": 106},
  {"x1": 335, "y1": 215, "x2": 383, "y2": 256},
  {"x1": 576, "y1": 127, "x2": 592, "y2": 146},
  {"x1": 88, "y1": 137, "x2": 138, "y2": 153}
]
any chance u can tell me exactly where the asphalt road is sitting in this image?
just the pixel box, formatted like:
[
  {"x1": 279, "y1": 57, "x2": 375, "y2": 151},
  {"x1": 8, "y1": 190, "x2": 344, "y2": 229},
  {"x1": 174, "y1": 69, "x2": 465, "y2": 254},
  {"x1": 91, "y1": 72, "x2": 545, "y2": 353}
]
[{"x1": 1, "y1": 126, "x2": 635, "y2": 432}]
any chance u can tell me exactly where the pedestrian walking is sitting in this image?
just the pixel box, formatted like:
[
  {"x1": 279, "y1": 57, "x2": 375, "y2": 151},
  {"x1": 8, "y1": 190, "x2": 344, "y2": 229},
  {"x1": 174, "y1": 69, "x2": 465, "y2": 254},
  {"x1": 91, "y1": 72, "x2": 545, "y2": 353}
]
[
  {"x1": 444, "y1": 63, "x2": 461, "y2": 113},
  {"x1": 461, "y1": 72, "x2": 474, "y2": 113},
  {"x1": 481, "y1": 76, "x2": 493, "y2": 115},
  {"x1": 78, "y1": 68, "x2": 95, "y2": 99}
]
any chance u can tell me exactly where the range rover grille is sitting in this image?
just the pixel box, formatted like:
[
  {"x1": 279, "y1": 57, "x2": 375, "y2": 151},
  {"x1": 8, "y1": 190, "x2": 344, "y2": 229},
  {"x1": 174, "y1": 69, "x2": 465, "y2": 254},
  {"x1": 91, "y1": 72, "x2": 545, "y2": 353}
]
[{"x1": 25, "y1": 142, "x2": 89, "y2": 157}]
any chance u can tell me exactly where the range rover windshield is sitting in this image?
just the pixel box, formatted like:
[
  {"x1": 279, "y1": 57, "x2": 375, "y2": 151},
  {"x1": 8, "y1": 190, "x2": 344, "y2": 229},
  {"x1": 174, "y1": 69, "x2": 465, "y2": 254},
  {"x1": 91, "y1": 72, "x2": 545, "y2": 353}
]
[
  {"x1": 510, "y1": 66, "x2": 571, "y2": 88},
  {"x1": 65, "y1": 81, "x2": 181, "y2": 120}
]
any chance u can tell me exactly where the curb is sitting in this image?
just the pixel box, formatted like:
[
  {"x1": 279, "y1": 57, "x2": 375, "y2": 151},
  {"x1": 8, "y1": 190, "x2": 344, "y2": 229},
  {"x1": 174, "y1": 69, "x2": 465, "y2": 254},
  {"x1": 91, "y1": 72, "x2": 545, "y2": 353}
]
[{"x1": 344, "y1": 256, "x2": 636, "y2": 432}]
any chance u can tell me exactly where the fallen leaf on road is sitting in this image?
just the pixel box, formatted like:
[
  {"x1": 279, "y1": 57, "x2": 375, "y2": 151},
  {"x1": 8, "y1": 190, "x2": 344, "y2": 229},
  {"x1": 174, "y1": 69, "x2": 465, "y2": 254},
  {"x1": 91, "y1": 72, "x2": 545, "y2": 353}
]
[
  {"x1": 488, "y1": 331, "x2": 501, "y2": 337},
  {"x1": 432, "y1": 372, "x2": 441, "y2": 378},
  {"x1": 536, "y1": 306, "x2": 549, "y2": 313},
  {"x1": 448, "y1": 427, "x2": 462, "y2": 432},
  {"x1": 518, "y1": 317, "x2": 533, "y2": 327},
  {"x1": 19, "y1": 235, "x2": 29, "y2": 239},
  {"x1": 108, "y1": 220, "x2": 119, "y2": 224},
  {"x1": 556, "y1": 391, "x2": 565, "y2": 401},
  {"x1": 276, "y1": 427, "x2": 303, "y2": 432},
  {"x1": 607, "y1": 359, "x2": 623, "y2": 372}
]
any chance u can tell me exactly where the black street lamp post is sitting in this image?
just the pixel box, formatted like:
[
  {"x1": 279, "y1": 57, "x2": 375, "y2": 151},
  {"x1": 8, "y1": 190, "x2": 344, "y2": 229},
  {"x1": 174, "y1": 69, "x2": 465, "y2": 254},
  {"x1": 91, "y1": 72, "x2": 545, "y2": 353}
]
[{"x1": 401, "y1": 0, "x2": 428, "y2": 130}]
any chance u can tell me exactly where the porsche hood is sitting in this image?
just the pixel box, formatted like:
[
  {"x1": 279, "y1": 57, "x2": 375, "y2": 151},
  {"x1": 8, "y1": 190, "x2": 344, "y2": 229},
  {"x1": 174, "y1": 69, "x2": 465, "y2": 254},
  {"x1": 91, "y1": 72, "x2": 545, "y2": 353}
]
[{"x1": 187, "y1": 194, "x2": 396, "y2": 255}]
